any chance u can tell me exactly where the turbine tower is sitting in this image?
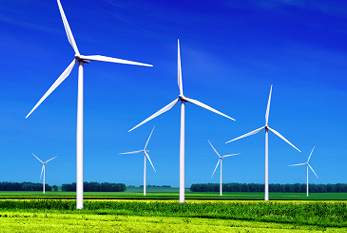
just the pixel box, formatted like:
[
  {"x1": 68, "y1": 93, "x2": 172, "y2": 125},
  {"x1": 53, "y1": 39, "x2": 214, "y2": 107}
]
[
  {"x1": 25, "y1": 0, "x2": 152, "y2": 209},
  {"x1": 120, "y1": 126, "x2": 156, "y2": 196},
  {"x1": 32, "y1": 153, "x2": 57, "y2": 194},
  {"x1": 208, "y1": 140, "x2": 239, "y2": 196},
  {"x1": 226, "y1": 85, "x2": 300, "y2": 201},
  {"x1": 129, "y1": 40, "x2": 235, "y2": 203},
  {"x1": 289, "y1": 146, "x2": 318, "y2": 196}
]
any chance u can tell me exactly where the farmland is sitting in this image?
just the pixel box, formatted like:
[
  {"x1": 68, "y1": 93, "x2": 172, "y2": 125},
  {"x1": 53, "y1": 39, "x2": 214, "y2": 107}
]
[
  {"x1": 0, "y1": 190, "x2": 346, "y2": 232},
  {"x1": 0, "y1": 199, "x2": 346, "y2": 232},
  {"x1": 0, "y1": 188, "x2": 346, "y2": 200}
]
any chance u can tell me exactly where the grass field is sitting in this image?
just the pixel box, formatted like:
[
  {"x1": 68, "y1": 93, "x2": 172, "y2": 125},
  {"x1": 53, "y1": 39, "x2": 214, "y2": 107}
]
[
  {"x1": 0, "y1": 190, "x2": 346, "y2": 232},
  {"x1": 0, "y1": 199, "x2": 346, "y2": 232},
  {"x1": 0, "y1": 188, "x2": 346, "y2": 200}
]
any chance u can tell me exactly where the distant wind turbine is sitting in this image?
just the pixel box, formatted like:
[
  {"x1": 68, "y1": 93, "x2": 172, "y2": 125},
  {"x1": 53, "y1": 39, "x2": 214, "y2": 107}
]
[
  {"x1": 289, "y1": 146, "x2": 318, "y2": 196},
  {"x1": 32, "y1": 153, "x2": 57, "y2": 194},
  {"x1": 226, "y1": 85, "x2": 300, "y2": 201},
  {"x1": 129, "y1": 40, "x2": 235, "y2": 203},
  {"x1": 208, "y1": 140, "x2": 239, "y2": 196},
  {"x1": 120, "y1": 126, "x2": 156, "y2": 196},
  {"x1": 25, "y1": 0, "x2": 152, "y2": 209}
]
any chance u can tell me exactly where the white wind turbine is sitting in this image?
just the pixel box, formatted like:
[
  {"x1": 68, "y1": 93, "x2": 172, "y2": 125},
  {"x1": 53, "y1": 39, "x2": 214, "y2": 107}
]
[
  {"x1": 289, "y1": 146, "x2": 318, "y2": 197},
  {"x1": 226, "y1": 85, "x2": 300, "y2": 201},
  {"x1": 208, "y1": 140, "x2": 239, "y2": 196},
  {"x1": 25, "y1": 0, "x2": 152, "y2": 209},
  {"x1": 129, "y1": 40, "x2": 235, "y2": 203},
  {"x1": 32, "y1": 153, "x2": 57, "y2": 194},
  {"x1": 120, "y1": 126, "x2": 156, "y2": 196}
]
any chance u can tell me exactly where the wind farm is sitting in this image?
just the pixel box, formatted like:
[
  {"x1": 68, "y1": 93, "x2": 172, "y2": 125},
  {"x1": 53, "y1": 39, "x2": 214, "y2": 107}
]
[{"x1": 0, "y1": 0, "x2": 346, "y2": 232}]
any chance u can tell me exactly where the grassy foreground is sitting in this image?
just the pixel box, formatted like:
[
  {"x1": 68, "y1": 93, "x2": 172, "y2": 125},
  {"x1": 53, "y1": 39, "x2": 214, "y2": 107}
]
[{"x1": 0, "y1": 199, "x2": 346, "y2": 232}]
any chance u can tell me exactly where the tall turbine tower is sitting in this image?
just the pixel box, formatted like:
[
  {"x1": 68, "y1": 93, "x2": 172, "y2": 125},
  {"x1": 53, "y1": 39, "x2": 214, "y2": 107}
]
[
  {"x1": 32, "y1": 153, "x2": 57, "y2": 194},
  {"x1": 289, "y1": 146, "x2": 318, "y2": 196},
  {"x1": 120, "y1": 126, "x2": 156, "y2": 196},
  {"x1": 26, "y1": 0, "x2": 152, "y2": 209},
  {"x1": 226, "y1": 85, "x2": 300, "y2": 201},
  {"x1": 208, "y1": 140, "x2": 239, "y2": 196},
  {"x1": 129, "y1": 40, "x2": 235, "y2": 203}
]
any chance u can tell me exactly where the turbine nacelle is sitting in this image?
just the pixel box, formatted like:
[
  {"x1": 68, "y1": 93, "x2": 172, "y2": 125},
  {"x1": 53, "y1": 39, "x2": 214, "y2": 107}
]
[
  {"x1": 74, "y1": 55, "x2": 90, "y2": 63},
  {"x1": 178, "y1": 95, "x2": 185, "y2": 101}
]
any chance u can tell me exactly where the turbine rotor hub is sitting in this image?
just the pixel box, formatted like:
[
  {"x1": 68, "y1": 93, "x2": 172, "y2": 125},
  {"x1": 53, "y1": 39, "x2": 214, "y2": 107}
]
[{"x1": 75, "y1": 55, "x2": 90, "y2": 63}]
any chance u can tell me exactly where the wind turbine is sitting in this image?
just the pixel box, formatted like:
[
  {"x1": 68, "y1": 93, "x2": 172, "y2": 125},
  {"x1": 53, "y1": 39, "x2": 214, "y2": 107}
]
[
  {"x1": 129, "y1": 40, "x2": 235, "y2": 203},
  {"x1": 226, "y1": 85, "x2": 300, "y2": 201},
  {"x1": 120, "y1": 126, "x2": 156, "y2": 196},
  {"x1": 208, "y1": 140, "x2": 239, "y2": 196},
  {"x1": 32, "y1": 153, "x2": 57, "y2": 194},
  {"x1": 25, "y1": 0, "x2": 152, "y2": 209},
  {"x1": 289, "y1": 146, "x2": 318, "y2": 197}
]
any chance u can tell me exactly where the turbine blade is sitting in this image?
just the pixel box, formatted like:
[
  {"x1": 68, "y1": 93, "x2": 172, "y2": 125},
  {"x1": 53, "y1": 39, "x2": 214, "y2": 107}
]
[
  {"x1": 267, "y1": 126, "x2": 301, "y2": 152},
  {"x1": 80, "y1": 55, "x2": 152, "y2": 67},
  {"x1": 128, "y1": 98, "x2": 179, "y2": 132},
  {"x1": 26, "y1": 59, "x2": 76, "y2": 118},
  {"x1": 182, "y1": 96, "x2": 235, "y2": 121},
  {"x1": 57, "y1": 0, "x2": 80, "y2": 55},
  {"x1": 211, "y1": 159, "x2": 220, "y2": 178},
  {"x1": 288, "y1": 162, "x2": 306, "y2": 166},
  {"x1": 222, "y1": 153, "x2": 240, "y2": 158},
  {"x1": 45, "y1": 156, "x2": 57, "y2": 163},
  {"x1": 207, "y1": 140, "x2": 221, "y2": 158},
  {"x1": 39, "y1": 165, "x2": 44, "y2": 180},
  {"x1": 144, "y1": 126, "x2": 155, "y2": 150},
  {"x1": 120, "y1": 150, "x2": 144, "y2": 155},
  {"x1": 265, "y1": 85, "x2": 273, "y2": 125},
  {"x1": 308, "y1": 164, "x2": 319, "y2": 178},
  {"x1": 144, "y1": 151, "x2": 156, "y2": 172},
  {"x1": 32, "y1": 153, "x2": 44, "y2": 164},
  {"x1": 307, "y1": 145, "x2": 316, "y2": 163},
  {"x1": 177, "y1": 39, "x2": 183, "y2": 96},
  {"x1": 225, "y1": 126, "x2": 265, "y2": 144}
]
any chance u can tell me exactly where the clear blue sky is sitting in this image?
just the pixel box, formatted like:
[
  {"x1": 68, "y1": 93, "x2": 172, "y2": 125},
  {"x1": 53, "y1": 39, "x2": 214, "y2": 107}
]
[{"x1": 0, "y1": 0, "x2": 346, "y2": 187}]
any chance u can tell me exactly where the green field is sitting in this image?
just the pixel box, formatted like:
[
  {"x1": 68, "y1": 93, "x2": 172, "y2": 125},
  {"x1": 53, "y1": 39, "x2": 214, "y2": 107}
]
[
  {"x1": 0, "y1": 190, "x2": 346, "y2": 232},
  {"x1": 0, "y1": 188, "x2": 346, "y2": 200}
]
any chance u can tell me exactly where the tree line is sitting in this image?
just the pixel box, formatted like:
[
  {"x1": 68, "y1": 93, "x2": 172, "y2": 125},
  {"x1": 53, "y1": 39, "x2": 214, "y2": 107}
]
[
  {"x1": 62, "y1": 182, "x2": 126, "y2": 192},
  {"x1": 190, "y1": 183, "x2": 347, "y2": 193},
  {"x1": 0, "y1": 182, "x2": 52, "y2": 191}
]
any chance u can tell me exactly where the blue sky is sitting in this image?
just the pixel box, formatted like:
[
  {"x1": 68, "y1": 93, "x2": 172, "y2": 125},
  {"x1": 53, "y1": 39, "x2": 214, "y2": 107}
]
[{"x1": 0, "y1": 0, "x2": 346, "y2": 187}]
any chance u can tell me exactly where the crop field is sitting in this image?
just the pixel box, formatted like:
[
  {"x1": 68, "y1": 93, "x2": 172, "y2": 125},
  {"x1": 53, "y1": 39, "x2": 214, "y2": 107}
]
[
  {"x1": 0, "y1": 190, "x2": 346, "y2": 232},
  {"x1": 0, "y1": 198, "x2": 346, "y2": 232}
]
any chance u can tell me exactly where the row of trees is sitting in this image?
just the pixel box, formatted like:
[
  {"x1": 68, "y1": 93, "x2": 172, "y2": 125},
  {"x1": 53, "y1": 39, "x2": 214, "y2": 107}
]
[
  {"x1": 0, "y1": 182, "x2": 51, "y2": 191},
  {"x1": 190, "y1": 183, "x2": 347, "y2": 193},
  {"x1": 62, "y1": 182, "x2": 126, "y2": 192}
]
